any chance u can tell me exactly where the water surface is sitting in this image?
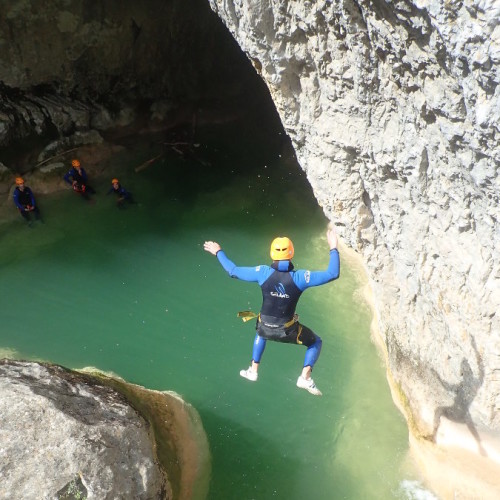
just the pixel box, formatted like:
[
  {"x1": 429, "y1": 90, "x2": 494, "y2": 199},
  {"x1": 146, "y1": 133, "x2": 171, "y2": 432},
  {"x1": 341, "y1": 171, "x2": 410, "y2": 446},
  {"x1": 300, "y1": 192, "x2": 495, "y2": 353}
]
[{"x1": 0, "y1": 128, "x2": 431, "y2": 499}]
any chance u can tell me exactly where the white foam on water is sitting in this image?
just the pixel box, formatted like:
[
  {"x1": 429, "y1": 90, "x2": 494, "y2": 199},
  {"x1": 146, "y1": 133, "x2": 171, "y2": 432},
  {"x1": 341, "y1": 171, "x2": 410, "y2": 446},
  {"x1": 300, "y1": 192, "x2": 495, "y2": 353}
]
[{"x1": 399, "y1": 480, "x2": 438, "y2": 500}]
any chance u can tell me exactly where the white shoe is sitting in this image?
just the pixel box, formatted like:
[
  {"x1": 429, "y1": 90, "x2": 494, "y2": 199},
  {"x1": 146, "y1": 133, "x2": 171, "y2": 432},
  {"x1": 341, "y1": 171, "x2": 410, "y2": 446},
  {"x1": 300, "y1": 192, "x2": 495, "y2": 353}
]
[
  {"x1": 296, "y1": 375, "x2": 322, "y2": 396},
  {"x1": 240, "y1": 367, "x2": 258, "y2": 382}
]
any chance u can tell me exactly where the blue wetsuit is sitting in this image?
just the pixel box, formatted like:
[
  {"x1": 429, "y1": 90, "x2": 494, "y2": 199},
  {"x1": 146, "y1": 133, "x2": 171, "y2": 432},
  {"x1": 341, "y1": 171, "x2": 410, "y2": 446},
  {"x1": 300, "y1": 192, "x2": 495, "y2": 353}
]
[
  {"x1": 13, "y1": 186, "x2": 36, "y2": 210},
  {"x1": 64, "y1": 167, "x2": 88, "y2": 186},
  {"x1": 64, "y1": 167, "x2": 95, "y2": 197},
  {"x1": 13, "y1": 186, "x2": 41, "y2": 222},
  {"x1": 216, "y1": 248, "x2": 340, "y2": 369},
  {"x1": 107, "y1": 184, "x2": 133, "y2": 204}
]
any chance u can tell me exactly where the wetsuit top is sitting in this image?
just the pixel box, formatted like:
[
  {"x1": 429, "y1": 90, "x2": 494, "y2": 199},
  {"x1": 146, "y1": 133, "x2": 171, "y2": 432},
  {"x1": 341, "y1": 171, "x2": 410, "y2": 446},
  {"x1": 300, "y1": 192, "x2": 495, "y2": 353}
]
[
  {"x1": 13, "y1": 186, "x2": 35, "y2": 209},
  {"x1": 64, "y1": 167, "x2": 88, "y2": 185},
  {"x1": 216, "y1": 248, "x2": 340, "y2": 325},
  {"x1": 260, "y1": 262, "x2": 303, "y2": 322},
  {"x1": 107, "y1": 185, "x2": 131, "y2": 198}
]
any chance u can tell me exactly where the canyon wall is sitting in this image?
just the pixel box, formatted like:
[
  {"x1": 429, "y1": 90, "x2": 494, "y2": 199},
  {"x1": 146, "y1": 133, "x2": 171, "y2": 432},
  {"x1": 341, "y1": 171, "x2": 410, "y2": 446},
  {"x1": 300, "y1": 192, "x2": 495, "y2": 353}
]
[{"x1": 208, "y1": 0, "x2": 500, "y2": 486}]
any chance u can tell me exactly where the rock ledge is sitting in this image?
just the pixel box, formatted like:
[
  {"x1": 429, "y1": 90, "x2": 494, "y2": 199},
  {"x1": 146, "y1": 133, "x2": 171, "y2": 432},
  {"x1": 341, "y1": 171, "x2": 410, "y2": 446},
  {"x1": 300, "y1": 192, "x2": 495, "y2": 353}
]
[{"x1": 0, "y1": 359, "x2": 210, "y2": 500}]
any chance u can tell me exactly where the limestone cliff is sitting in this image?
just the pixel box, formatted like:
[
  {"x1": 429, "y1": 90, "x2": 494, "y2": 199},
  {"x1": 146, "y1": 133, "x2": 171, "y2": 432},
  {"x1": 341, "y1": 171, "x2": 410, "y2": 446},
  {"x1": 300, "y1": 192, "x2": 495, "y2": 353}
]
[{"x1": 207, "y1": 0, "x2": 500, "y2": 495}]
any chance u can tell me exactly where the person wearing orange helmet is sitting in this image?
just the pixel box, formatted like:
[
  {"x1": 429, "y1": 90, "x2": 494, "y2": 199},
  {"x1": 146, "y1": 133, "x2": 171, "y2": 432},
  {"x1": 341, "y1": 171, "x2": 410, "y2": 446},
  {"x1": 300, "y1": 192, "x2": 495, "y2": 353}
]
[
  {"x1": 204, "y1": 226, "x2": 339, "y2": 396},
  {"x1": 63, "y1": 159, "x2": 96, "y2": 200},
  {"x1": 13, "y1": 177, "x2": 42, "y2": 225},
  {"x1": 106, "y1": 178, "x2": 134, "y2": 207}
]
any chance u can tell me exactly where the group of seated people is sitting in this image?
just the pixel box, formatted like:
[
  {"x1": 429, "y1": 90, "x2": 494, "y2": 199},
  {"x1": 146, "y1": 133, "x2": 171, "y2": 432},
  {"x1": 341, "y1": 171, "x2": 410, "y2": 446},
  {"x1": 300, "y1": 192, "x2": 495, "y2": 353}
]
[{"x1": 13, "y1": 159, "x2": 134, "y2": 225}]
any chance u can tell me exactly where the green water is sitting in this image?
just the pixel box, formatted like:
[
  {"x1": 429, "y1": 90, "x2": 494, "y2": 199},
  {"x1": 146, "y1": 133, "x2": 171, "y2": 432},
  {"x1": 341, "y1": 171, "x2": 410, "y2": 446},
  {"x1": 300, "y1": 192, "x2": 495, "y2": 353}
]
[{"x1": 0, "y1": 129, "x2": 430, "y2": 499}]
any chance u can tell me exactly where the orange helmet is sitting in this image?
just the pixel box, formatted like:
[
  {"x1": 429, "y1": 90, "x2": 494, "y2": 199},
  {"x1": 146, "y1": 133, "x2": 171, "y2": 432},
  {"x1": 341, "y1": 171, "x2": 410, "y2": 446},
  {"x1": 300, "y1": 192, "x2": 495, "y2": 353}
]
[
  {"x1": 15, "y1": 177, "x2": 24, "y2": 185},
  {"x1": 111, "y1": 178, "x2": 119, "y2": 184},
  {"x1": 270, "y1": 237, "x2": 294, "y2": 261},
  {"x1": 71, "y1": 159, "x2": 81, "y2": 167}
]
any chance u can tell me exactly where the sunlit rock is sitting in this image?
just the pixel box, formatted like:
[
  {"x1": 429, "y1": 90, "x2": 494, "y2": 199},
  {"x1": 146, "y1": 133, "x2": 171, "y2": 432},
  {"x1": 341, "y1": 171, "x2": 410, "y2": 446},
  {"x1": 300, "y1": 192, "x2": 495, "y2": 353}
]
[
  {"x1": 208, "y1": 0, "x2": 500, "y2": 496},
  {"x1": 0, "y1": 359, "x2": 210, "y2": 500}
]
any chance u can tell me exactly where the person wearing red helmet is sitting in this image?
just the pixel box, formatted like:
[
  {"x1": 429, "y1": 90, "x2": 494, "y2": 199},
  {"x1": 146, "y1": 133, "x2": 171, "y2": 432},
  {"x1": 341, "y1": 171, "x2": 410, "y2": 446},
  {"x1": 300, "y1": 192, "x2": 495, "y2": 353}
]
[
  {"x1": 63, "y1": 159, "x2": 96, "y2": 200},
  {"x1": 12, "y1": 177, "x2": 42, "y2": 225},
  {"x1": 204, "y1": 226, "x2": 340, "y2": 396}
]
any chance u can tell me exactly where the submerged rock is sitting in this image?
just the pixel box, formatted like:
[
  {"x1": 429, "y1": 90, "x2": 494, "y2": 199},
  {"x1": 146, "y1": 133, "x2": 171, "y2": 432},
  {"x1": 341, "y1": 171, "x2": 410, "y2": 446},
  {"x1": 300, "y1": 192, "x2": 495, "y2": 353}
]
[{"x1": 0, "y1": 359, "x2": 210, "y2": 500}]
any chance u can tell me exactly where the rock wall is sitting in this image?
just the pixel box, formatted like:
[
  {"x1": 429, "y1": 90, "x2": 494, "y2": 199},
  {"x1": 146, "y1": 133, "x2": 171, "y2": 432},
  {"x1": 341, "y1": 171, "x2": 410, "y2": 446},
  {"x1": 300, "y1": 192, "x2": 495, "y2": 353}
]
[
  {"x1": 208, "y1": 0, "x2": 500, "y2": 484},
  {"x1": 0, "y1": 359, "x2": 168, "y2": 498}
]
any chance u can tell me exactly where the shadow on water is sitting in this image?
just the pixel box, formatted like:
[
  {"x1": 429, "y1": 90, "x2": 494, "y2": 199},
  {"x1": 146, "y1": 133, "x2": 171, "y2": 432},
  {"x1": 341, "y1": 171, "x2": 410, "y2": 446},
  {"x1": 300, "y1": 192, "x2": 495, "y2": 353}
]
[
  {"x1": 198, "y1": 401, "x2": 369, "y2": 500},
  {"x1": 199, "y1": 410, "x2": 308, "y2": 499}
]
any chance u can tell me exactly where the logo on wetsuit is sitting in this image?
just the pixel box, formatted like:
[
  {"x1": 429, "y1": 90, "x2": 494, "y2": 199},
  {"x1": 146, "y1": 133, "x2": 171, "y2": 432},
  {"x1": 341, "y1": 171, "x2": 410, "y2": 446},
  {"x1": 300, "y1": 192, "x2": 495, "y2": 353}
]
[{"x1": 270, "y1": 283, "x2": 290, "y2": 299}]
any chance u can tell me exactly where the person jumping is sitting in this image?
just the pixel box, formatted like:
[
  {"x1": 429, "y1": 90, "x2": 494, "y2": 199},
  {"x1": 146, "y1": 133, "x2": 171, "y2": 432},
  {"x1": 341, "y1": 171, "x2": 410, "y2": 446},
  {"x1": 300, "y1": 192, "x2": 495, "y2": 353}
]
[{"x1": 203, "y1": 226, "x2": 340, "y2": 396}]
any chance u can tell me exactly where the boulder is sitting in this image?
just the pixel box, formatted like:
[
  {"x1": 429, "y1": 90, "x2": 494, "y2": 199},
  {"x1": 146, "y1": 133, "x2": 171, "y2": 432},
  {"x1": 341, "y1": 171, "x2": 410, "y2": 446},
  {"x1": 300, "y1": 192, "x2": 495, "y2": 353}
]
[{"x1": 0, "y1": 359, "x2": 210, "y2": 500}]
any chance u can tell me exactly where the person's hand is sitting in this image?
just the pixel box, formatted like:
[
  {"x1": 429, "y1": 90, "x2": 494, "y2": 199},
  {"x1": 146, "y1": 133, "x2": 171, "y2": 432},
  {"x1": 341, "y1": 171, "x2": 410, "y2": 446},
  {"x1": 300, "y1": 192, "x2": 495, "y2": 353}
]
[
  {"x1": 72, "y1": 180, "x2": 77, "y2": 186},
  {"x1": 204, "y1": 241, "x2": 221, "y2": 255},
  {"x1": 327, "y1": 224, "x2": 338, "y2": 250}
]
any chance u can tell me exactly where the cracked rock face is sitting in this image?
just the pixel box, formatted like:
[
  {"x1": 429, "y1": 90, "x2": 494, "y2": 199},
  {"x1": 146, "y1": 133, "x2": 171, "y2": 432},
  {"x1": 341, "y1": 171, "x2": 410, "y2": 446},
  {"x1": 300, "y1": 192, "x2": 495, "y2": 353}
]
[
  {"x1": 0, "y1": 360, "x2": 167, "y2": 499},
  {"x1": 208, "y1": 0, "x2": 499, "y2": 453}
]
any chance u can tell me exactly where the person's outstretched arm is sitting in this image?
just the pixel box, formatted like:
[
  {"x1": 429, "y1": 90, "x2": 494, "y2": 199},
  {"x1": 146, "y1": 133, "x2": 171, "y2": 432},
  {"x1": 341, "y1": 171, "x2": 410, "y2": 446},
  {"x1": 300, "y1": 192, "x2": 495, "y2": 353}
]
[
  {"x1": 327, "y1": 225, "x2": 338, "y2": 252},
  {"x1": 204, "y1": 241, "x2": 265, "y2": 283},
  {"x1": 203, "y1": 241, "x2": 222, "y2": 256},
  {"x1": 294, "y1": 227, "x2": 340, "y2": 290}
]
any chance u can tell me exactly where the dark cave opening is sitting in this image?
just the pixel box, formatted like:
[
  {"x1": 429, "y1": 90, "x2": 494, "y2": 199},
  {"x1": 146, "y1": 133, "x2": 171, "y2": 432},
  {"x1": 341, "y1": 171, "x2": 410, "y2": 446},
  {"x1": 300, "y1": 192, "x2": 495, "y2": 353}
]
[{"x1": 0, "y1": 0, "x2": 290, "y2": 176}]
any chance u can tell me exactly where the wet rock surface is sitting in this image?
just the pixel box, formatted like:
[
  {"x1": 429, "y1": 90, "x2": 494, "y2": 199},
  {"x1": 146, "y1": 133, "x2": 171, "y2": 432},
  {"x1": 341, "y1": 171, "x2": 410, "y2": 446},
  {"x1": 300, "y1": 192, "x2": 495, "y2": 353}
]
[{"x1": 0, "y1": 359, "x2": 168, "y2": 499}]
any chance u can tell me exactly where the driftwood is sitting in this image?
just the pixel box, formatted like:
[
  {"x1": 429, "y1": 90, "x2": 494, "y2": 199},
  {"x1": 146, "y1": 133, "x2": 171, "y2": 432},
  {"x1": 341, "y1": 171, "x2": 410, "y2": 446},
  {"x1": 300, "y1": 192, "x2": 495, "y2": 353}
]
[
  {"x1": 134, "y1": 153, "x2": 164, "y2": 173},
  {"x1": 163, "y1": 141, "x2": 191, "y2": 157},
  {"x1": 134, "y1": 140, "x2": 210, "y2": 173},
  {"x1": 33, "y1": 147, "x2": 80, "y2": 169},
  {"x1": 162, "y1": 141, "x2": 192, "y2": 147},
  {"x1": 163, "y1": 141, "x2": 211, "y2": 167}
]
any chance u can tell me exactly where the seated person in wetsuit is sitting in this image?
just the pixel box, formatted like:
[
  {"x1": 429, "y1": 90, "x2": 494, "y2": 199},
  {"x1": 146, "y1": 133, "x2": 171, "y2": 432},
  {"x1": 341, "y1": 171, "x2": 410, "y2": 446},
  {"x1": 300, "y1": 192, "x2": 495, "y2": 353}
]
[
  {"x1": 63, "y1": 159, "x2": 96, "y2": 200},
  {"x1": 13, "y1": 177, "x2": 42, "y2": 224}
]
